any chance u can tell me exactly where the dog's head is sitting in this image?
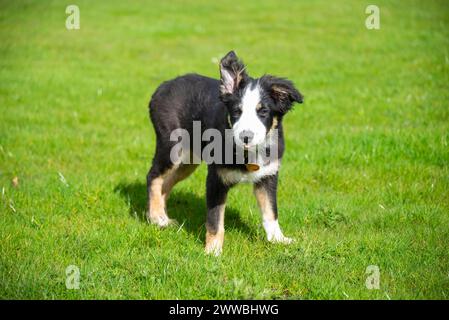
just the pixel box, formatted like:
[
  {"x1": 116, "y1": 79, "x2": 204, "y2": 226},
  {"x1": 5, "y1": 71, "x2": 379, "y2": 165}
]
[{"x1": 219, "y1": 51, "x2": 303, "y2": 149}]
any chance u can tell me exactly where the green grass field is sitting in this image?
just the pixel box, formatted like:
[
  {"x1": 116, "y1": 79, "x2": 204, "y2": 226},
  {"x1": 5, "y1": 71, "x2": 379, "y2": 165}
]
[{"x1": 1, "y1": 0, "x2": 448, "y2": 299}]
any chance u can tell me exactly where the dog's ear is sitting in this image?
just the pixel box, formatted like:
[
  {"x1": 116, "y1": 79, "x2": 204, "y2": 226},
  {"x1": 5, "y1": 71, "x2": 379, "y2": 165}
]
[
  {"x1": 260, "y1": 75, "x2": 303, "y2": 114},
  {"x1": 219, "y1": 51, "x2": 248, "y2": 95}
]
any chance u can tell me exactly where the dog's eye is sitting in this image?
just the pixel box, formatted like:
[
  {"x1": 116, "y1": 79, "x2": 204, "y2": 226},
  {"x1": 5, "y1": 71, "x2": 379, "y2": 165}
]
[
  {"x1": 232, "y1": 109, "x2": 242, "y2": 118},
  {"x1": 258, "y1": 107, "x2": 270, "y2": 117}
]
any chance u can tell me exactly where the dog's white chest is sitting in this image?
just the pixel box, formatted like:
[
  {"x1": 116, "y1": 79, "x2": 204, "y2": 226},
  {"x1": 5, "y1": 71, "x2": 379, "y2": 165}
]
[{"x1": 217, "y1": 160, "x2": 280, "y2": 185}]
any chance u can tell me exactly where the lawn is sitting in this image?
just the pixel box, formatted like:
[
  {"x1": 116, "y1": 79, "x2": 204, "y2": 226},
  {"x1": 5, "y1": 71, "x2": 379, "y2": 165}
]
[{"x1": 0, "y1": 0, "x2": 448, "y2": 299}]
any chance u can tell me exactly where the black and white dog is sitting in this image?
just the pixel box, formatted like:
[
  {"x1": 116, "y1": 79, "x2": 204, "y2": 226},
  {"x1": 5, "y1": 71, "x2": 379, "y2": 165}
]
[{"x1": 147, "y1": 51, "x2": 303, "y2": 255}]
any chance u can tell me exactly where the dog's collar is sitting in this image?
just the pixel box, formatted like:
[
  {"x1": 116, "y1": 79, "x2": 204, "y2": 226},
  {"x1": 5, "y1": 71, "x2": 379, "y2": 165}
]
[
  {"x1": 243, "y1": 149, "x2": 260, "y2": 172},
  {"x1": 245, "y1": 163, "x2": 260, "y2": 171}
]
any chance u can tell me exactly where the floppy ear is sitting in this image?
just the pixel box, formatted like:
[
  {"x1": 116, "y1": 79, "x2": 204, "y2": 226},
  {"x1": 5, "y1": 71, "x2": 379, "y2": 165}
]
[
  {"x1": 219, "y1": 51, "x2": 248, "y2": 95},
  {"x1": 260, "y1": 75, "x2": 303, "y2": 114}
]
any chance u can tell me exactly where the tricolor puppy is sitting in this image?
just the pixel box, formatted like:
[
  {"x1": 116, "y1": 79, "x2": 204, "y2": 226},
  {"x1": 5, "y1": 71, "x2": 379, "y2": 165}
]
[{"x1": 147, "y1": 51, "x2": 303, "y2": 255}]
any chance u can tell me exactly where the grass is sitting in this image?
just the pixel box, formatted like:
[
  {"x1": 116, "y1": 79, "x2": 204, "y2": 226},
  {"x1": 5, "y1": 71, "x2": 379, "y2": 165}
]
[{"x1": 0, "y1": 0, "x2": 448, "y2": 299}]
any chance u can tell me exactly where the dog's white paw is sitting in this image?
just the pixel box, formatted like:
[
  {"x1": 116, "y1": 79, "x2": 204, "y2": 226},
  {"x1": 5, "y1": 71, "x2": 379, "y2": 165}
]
[
  {"x1": 205, "y1": 242, "x2": 222, "y2": 256},
  {"x1": 268, "y1": 234, "x2": 295, "y2": 244},
  {"x1": 264, "y1": 220, "x2": 294, "y2": 244},
  {"x1": 205, "y1": 232, "x2": 223, "y2": 256},
  {"x1": 149, "y1": 214, "x2": 176, "y2": 228}
]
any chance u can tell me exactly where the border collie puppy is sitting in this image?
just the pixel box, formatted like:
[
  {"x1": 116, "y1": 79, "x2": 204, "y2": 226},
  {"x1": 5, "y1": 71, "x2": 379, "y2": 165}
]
[{"x1": 147, "y1": 51, "x2": 303, "y2": 255}]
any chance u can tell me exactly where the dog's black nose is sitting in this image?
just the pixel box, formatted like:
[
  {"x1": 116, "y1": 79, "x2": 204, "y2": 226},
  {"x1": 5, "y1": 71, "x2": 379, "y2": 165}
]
[{"x1": 239, "y1": 130, "x2": 254, "y2": 144}]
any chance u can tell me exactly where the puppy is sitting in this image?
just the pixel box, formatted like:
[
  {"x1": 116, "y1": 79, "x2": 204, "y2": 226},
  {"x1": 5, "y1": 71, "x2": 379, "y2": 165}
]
[{"x1": 147, "y1": 51, "x2": 303, "y2": 255}]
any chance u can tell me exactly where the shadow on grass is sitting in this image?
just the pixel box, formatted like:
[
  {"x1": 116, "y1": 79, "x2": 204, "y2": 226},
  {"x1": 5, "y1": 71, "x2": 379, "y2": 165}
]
[{"x1": 114, "y1": 181, "x2": 255, "y2": 239}]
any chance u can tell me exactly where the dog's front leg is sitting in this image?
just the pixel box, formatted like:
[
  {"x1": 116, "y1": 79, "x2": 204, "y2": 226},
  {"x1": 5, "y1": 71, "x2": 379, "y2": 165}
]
[
  {"x1": 254, "y1": 174, "x2": 293, "y2": 244},
  {"x1": 205, "y1": 166, "x2": 229, "y2": 256}
]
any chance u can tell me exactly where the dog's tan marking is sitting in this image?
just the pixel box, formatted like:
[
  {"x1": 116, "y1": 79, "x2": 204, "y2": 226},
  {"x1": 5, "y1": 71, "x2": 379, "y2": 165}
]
[
  {"x1": 205, "y1": 204, "x2": 226, "y2": 256},
  {"x1": 270, "y1": 116, "x2": 278, "y2": 132},
  {"x1": 162, "y1": 164, "x2": 198, "y2": 202},
  {"x1": 253, "y1": 184, "x2": 293, "y2": 244},
  {"x1": 272, "y1": 86, "x2": 290, "y2": 103},
  {"x1": 148, "y1": 164, "x2": 198, "y2": 227},
  {"x1": 254, "y1": 186, "x2": 275, "y2": 222},
  {"x1": 148, "y1": 170, "x2": 173, "y2": 227},
  {"x1": 205, "y1": 229, "x2": 224, "y2": 256}
]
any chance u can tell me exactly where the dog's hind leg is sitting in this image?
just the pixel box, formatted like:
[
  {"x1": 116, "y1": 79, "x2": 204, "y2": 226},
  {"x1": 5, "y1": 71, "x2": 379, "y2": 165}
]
[
  {"x1": 147, "y1": 164, "x2": 174, "y2": 227},
  {"x1": 162, "y1": 164, "x2": 199, "y2": 202},
  {"x1": 146, "y1": 142, "x2": 177, "y2": 227},
  {"x1": 147, "y1": 162, "x2": 198, "y2": 227}
]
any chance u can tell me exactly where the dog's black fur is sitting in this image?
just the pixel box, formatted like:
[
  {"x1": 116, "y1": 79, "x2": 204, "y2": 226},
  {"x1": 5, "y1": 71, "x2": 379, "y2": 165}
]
[{"x1": 147, "y1": 51, "x2": 303, "y2": 255}]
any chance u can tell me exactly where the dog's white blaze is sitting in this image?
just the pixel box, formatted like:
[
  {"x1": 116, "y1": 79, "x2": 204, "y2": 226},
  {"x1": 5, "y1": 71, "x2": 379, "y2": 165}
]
[
  {"x1": 233, "y1": 85, "x2": 266, "y2": 147},
  {"x1": 263, "y1": 220, "x2": 292, "y2": 243}
]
